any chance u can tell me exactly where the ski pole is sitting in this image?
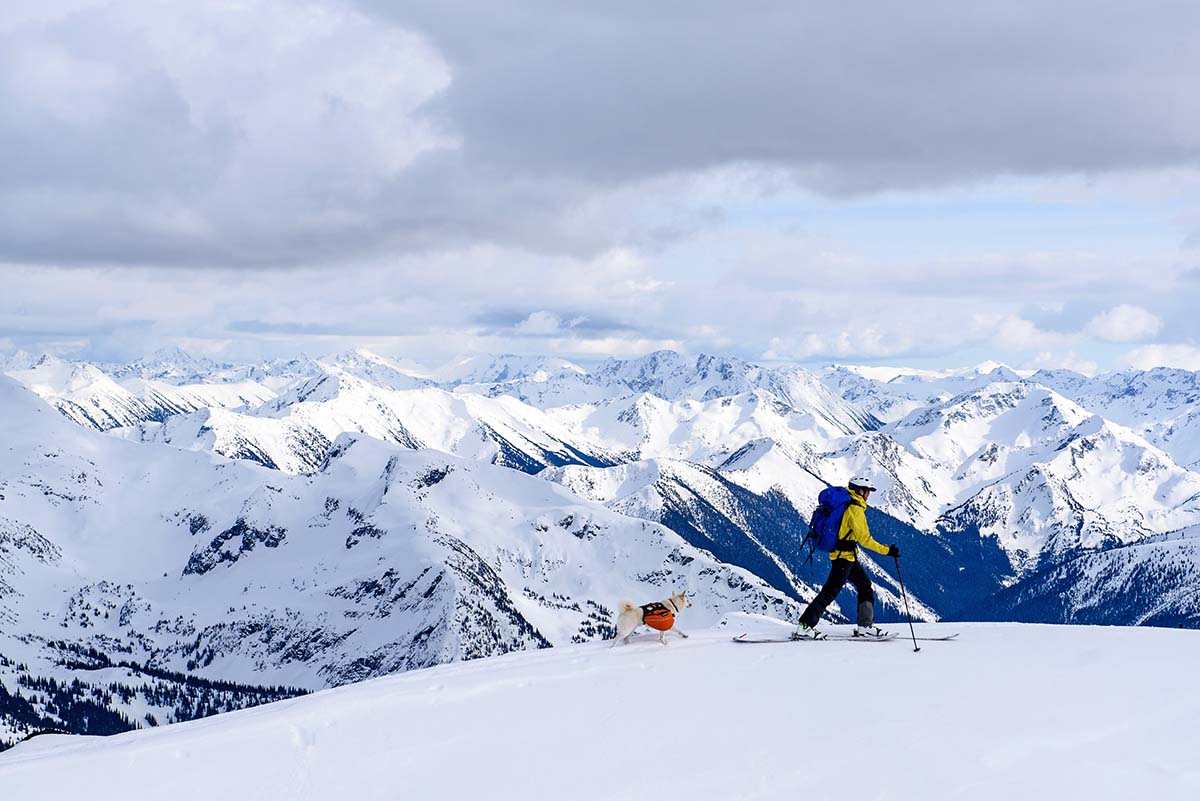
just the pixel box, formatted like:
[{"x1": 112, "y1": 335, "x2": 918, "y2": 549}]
[{"x1": 893, "y1": 555, "x2": 920, "y2": 653}]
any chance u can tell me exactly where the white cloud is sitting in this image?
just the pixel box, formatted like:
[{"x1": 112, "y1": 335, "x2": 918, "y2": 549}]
[
  {"x1": 1024, "y1": 351, "x2": 1099, "y2": 376},
  {"x1": 1085, "y1": 304, "x2": 1162, "y2": 343},
  {"x1": 762, "y1": 326, "x2": 922, "y2": 362},
  {"x1": 550, "y1": 336, "x2": 684, "y2": 357},
  {"x1": 972, "y1": 313, "x2": 1079, "y2": 352},
  {"x1": 0, "y1": 0, "x2": 454, "y2": 265},
  {"x1": 514, "y1": 311, "x2": 563, "y2": 336},
  {"x1": 1123, "y1": 344, "x2": 1200, "y2": 371},
  {"x1": 624, "y1": 278, "x2": 672, "y2": 293}
]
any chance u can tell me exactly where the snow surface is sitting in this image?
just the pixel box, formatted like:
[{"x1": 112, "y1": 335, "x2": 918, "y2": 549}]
[{"x1": 1, "y1": 618, "x2": 1196, "y2": 801}]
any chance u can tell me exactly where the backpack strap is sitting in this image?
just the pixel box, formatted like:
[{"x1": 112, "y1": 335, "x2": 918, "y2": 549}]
[
  {"x1": 800, "y1": 527, "x2": 815, "y2": 565},
  {"x1": 802, "y1": 503, "x2": 825, "y2": 566}
]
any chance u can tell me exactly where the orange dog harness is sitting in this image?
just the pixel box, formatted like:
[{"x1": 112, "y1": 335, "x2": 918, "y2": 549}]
[{"x1": 641, "y1": 602, "x2": 675, "y2": 632}]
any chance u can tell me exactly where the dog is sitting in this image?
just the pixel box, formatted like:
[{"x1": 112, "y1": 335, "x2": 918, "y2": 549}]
[{"x1": 612, "y1": 591, "x2": 692, "y2": 646}]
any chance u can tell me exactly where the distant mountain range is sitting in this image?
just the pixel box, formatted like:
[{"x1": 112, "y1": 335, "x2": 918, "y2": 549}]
[{"x1": 3, "y1": 346, "x2": 1199, "y2": 745}]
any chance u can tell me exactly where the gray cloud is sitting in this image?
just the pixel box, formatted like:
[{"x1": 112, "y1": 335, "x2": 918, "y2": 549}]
[
  {"x1": 376, "y1": 1, "x2": 1200, "y2": 188},
  {"x1": 5, "y1": 1, "x2": 1200, "y2": 371},
  {"x1": 5, "y1": 1, "x2": 1200, "y2": 270},
  {"x1": 473, "y1": 309, "x2": 644, "y2": 337}
]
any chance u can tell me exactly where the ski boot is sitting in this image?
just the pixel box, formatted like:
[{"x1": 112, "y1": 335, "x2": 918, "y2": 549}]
[
  {"x1": 853, "y1": 624, "x2": 888, "y2": 638},
  {"x1": 791, "y1": 624, "x2": 827, "y2": 641}
]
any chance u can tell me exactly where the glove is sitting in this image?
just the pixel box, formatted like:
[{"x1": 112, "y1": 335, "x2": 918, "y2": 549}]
[{"x1": 887, "y1": 544, "x2": 900, "y2": 558}]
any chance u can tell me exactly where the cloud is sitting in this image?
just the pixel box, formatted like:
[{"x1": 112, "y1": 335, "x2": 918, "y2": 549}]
[
  {"x1": 966, "y1": 313, "x2": 1078, "y2": 352},
  {"x1": 553, "y1": 336, "x2": 684, "y2": 357},
  {"x1": 6, "y1": 1, "x2": 1200, "y2": 270},
  {"x1": 371, "y1": 1, "x2": 1200, "y2": 192},
  {"x1": 0, "y1": 246, "x2": 688, "y2": 362},
  {"x1": 1123, "y1": 344, "x2": 1200, "y2": 371},
  {"x1": 5, "y1": 2, "x2": 1200, "y2": 371},
  {"x1": 1024, "y1": 351, "x2": 1099, "y2": 376},
  {"x1": 228, "y1": 321, "x2": 343, "y2": 336},
  {"x1": 1085, "y1": 304, "x2": 1163, "y2": 342},
  {"x1": 0, "y1": 0, "x2": 452, "y2": 267},
  {"x1": 514, "y1": 311, "x2": 565, "y2": 336}
]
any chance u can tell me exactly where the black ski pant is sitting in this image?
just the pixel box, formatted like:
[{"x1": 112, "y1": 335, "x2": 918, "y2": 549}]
[{"x1": 799, "y1": 558, "x2": 874, "y2": 628}]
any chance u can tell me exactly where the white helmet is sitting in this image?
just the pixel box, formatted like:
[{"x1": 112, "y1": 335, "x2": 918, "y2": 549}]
[{"x1": 848, "y1": 476, "x2": 877, "y2": 491}]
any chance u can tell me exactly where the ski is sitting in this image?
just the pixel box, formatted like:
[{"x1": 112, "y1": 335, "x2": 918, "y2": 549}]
[
  {"x1": 732, "y1": 632, "x2": 898, "y2": 644},
  {"x1": 911, "y1": 633, "x2": 959, "y2": 641}
]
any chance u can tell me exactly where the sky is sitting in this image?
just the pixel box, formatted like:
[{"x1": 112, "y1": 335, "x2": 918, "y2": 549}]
[{"x1": 2, "y1": 0, "x2": 1199, "y2": 373}]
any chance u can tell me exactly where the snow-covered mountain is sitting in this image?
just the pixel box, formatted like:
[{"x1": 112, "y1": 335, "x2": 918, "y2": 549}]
[
  {"x1": 809, "y1": 380, "x2": 1200, "y2": 575},
  {"x1": 965, "y1": 524, "x2": 1200, "y2": 625},
  {"x1": 0, "y1": 375, "x2": 797, "y2": 742},
  {"x1": 1033, "y1": 366, "x2": 1200, "y2": 469},
  {"x1": 109, "y1": 352, "x2": 876, "y2": 481},
  {"x1": 103, "y1": 346, "x2": 226, "y2": 385},
  {"x1": 817, "y1": 362, "x2": 1028, "y2": 423},
  {"x1": 6, "y1": 356, "x2": 1200, "y2": 589},
  {"x1": 932, "y1": 416, "x2": 1200, "y2": 571},
  {"x1": 6, "y1": 354, "x2": 276, "y2": 431},
  {"x1": 101, "y1": 347, "x2": 327, "y2": 393},
  {"x1": 11, "y1": 347, "x2": 1200, "y2": 592},
  {"x1": 546, "y1": 458, "x2": 819, "y2": 602},
  {"x1": 434, "y1": 353, "x2": 588, "y2": 387},
  {"x1": 320, "y1": 349, "x2": 433, "y2": 391},
  {"x1": 824, "y1": 362, "x2": 1200, "y2": 470},
  {"x1": 544, "y1": 458, "x2": 938, "y2": 623},
  {"x1": 226, "y1": 354, "x2": 328, "y2": 391},
  {"x1": 120, "y1": 377, "x2": 277, "y2": 418},
  {"x1": 3, "y1": 620, "x2": 1195, "y2": 801},
  {"x1": 118, "y1": 367, "x2": 618, "y2": 474},
  {"x1": 5, "y1": 344, "x2": 1200, "y2": 749},
  {"x1": 7, "y1": 355, "x2": 157, "y2": 429},
  {"x1": 0, "y1": 349, "x2": 38, "y2": 371}
]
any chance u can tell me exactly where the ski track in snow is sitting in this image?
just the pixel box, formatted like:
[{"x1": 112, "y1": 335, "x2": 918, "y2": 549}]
[{"x1": 1, "y1": 618, "x2": 1197, "y2": 801}]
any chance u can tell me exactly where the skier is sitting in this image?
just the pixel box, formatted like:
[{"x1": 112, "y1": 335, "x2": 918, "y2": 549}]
[{"x1": 795, "y1": 476, "x2": 899, "y2": 640}]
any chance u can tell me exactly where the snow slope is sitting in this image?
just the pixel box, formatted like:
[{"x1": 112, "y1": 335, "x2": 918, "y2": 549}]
[
  {"x1": 120, "y1": 368, "x2": 618, "y2": 474},
  {"x1": 967, "y1": 525, "x2": 1200, "y2": 625},
  {"x1": 7, "y1": 356, "x2": 157, "y2": 430},
  {"x1": 0, "y1": 375, "x2": 798, "y2": 722},
  {"x1": 1, "y1": 619, "x2": 1196, "y2": 801},
  {"x1": 6, "y1": 354, "x2": 277, "y2": 432},
  {"x1": 824, "y1": 362, "x2": 1200, "y2": 471},
  {"x1": 103, "y1": 346, "x2": 226, "y2": 385},
  {"x1": 1034, "y1": 367, "x2": 1200, "y2": 469},
  {"x1": 543, "y1": 458, "x2": 939, "y2": 621},
  {"x1": 118, "y1": 377, "x2": 276, "y2": 417},
  {"x1": 826, "y1": 381, "x2": 1200, "y2": 575}
]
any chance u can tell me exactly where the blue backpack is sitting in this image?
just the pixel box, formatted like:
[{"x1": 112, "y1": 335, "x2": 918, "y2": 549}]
[{"x1": 801, "y1": 486, "x2": 853, "y2": 561}]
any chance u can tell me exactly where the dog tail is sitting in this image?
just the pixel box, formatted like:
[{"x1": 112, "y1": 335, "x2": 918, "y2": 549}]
[{"x1": 618, "y1": 599, "x2": 638, "y2": 616}]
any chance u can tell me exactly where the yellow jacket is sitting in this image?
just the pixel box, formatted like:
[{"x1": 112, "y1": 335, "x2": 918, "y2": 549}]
[{"x1": 828, "y1": 488, "x2": 890, "y2": 562}]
